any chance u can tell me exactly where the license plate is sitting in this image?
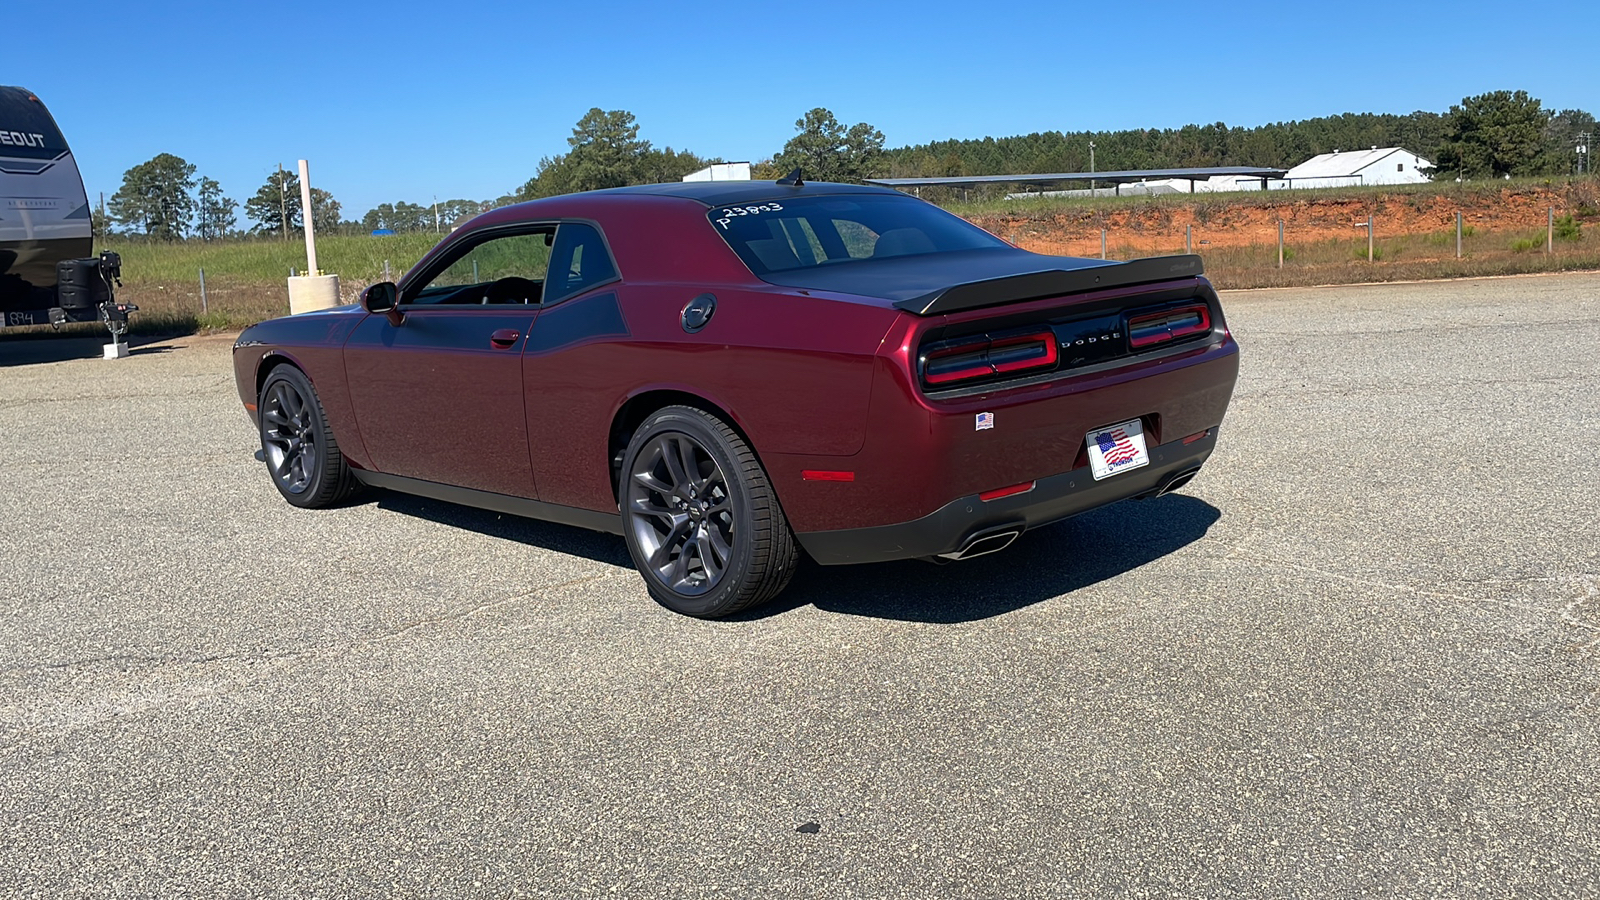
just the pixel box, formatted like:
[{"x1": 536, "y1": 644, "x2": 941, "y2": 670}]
[{"x1": 1086, "y1": 418, "x2": 1150, "y2": 480}]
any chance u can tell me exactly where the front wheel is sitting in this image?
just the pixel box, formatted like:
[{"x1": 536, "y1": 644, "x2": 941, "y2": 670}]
[
  {"x1": 619, "y1": 406, "x2": 798, "y2": 618},
  {"x1": 258, "y1": 363, "x2": 356, "y2": 509}
]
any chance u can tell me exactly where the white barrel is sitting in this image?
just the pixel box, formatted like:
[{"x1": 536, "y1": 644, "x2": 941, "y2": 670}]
[{"x1": 287, "y1": 273, "x2": 341, "y2": 314}]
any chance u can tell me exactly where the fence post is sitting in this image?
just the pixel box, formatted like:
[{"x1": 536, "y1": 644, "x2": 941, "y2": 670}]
[
  {"x1": 198, "y1": 268, "x2": 208, "y2": 314},
  {"x1": 1368, "y1": 216, "x2": 1374, "y2": 262},
  {"x1": 384, "y1": 259, "x2": 391, "y2": 282},
  {"x1": 1456, "y1": 211, "x2": 1463, "y2": 259},
  {"x1": 1100, "y1": 229, "x2": 1106, "y2": 260},
  {"x1": 1548, "y1": 207, "x2": 1554, "y2": 253},
  {"x1": 1277, "y1": 220, "x2": 1284, "y2": 268},
  {"x1": 1185, "y1": 224, "x2": 1192, "y2": 255}
]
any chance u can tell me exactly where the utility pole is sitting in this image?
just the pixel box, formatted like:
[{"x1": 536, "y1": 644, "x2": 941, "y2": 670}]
[
  {"x1": 1089, "y1": 140, "x2": 1096, "y2": 197},
  {"x1": 1578, "y1": 132, "x2": 1591, "y2": 175},
  {"x1": 278, "y1": 163, "x2": 288, "y2": 241}
]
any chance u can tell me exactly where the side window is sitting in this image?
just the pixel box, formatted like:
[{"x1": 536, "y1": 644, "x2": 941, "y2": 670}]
[
  {"x1": 407, "y1": 228, "x2": 553, "y2": 305},
  {"x1": 545, "y1": 222, "x2": 619, "y2": 303}
]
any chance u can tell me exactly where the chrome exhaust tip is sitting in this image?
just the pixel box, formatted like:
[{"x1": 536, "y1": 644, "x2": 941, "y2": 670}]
[
  {"x1": 938, "y1": 526, "x2": 1022, "y2": 561},
  {"x1": 1156, "y1": 467, "x2": 1202, "y2": 497}
]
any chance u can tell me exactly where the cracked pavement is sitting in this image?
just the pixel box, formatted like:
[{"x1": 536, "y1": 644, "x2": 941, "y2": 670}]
[{"x1": 1, "y1": 272, "x2": 1597, "y2": 897}]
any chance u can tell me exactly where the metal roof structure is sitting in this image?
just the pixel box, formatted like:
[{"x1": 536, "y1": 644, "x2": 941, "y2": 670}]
[
  {"x1": 866, "y1": 166, "x2": 1287, "y2": 191},
  {"x1": 1282, "y1": 147, "x2": 1432, "y2": 180}
]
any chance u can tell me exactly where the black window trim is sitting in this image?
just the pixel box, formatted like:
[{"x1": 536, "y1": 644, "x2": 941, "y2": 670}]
[
  {"x1": 397, "y1": 221, "x2": 556, "y2": 307},
  {"x1": 540, "y1": 217, "x2": 624, "y2": 308},
  {"x1": 396, "y1": 218, "x2": 622, "y2": 310}
]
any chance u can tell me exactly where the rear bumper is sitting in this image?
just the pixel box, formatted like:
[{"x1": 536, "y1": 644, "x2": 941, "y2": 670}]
[{"x1": 794, "y1": 429, "x2": 1218, "y2": 565}]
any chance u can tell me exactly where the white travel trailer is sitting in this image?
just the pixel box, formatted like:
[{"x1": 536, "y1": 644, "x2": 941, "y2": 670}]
[{"x1": 1, "y1": 85, "x2": 129, "y2": 336}]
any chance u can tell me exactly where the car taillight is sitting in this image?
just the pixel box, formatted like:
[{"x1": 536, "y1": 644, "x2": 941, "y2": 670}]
[
  {"x1": 1127, "y1": 304, "x2": 1211, "y2": 349},
  {"x1": 922, "y1": 330, "x2": 1058, "y2": 387},
  {"x1": 923, "y1": 337, "x2": 994, "y2": 385},
  {"x1": 988, "y1": 331, "x2": 1058, "y2": 374}
]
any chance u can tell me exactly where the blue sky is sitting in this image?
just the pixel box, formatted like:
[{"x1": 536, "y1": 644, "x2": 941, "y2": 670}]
[{"x1": 7, "y1": 0, "x2": 1594, "y2": 221}]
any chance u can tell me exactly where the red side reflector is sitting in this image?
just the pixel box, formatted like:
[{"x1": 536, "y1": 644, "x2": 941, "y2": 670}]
[
  {"x1": 802, "y1": 470, "x2": 855, "y2": 482},
  {"x1": 244, "y1": 402, "x2": 258, "y2": 412},
  {"x1": 979, "y1": 480, "x2": 1035, "y2": 502},
  {"x1": 1182, "y1": 430, "x2": 1209, "y2": 445}
]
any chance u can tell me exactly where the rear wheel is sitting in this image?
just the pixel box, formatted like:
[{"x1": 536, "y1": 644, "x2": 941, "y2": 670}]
[
  {"x1": 259, "y1": 363, "x2": 356, "y2": 509},
  {"x1": 619, "y1": 406, "x2": 798, "y2": 618}
]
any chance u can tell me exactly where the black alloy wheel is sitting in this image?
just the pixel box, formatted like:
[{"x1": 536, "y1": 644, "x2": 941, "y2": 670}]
[
  {"x1": 258, "y1": 363, "x2": 356, "y2": 509},
  {"x1": 620, "y1": 406, "x2": 798, "y2": 618}
]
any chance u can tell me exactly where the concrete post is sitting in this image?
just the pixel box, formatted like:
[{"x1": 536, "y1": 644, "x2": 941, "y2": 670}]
[
  {"x1": 287, "y1": 159, "x2": 339, "y2": 315},
  {"x1": 298, "y1": 160, "x2": 317, "y2": 275}
]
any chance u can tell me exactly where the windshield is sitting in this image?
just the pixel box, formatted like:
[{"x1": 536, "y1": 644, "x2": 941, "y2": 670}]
[{"x1": 708, "y1": 194, "x2": 1009, "y2": 276}]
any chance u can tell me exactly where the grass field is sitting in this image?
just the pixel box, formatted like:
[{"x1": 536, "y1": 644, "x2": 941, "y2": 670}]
[
  {"x1": 938, "y1": 174, "x2": 1599, "y2": 218},
  {"x1": 102, "y1": 231, "x2": 441, "y2": 285},
  {"x1": 3, "y1": 178, "x2": 1594, "y2": 339},
  {"x1": 1198, "y1": 230, "x2": 1599, "y2": 290}
]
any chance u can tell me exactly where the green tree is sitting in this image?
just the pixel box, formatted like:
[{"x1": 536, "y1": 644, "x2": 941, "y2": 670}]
[
  {"x1": 108, "y1": 153, "x2": 196, "y2": 240},
  {"x1": 1537, "y1": 108, "x2": 1598, "y2": 174},
  {"x1": 308, "y1": 187, "x2": 341, "y2": 234},
  {"x1": 773, "y1": 108, "x2": 885, "y2": 183},
  {"x1": 195, "y1": 176, "x2": 237, "y2": 241},
  {"x1": 637, "y1": 147, "x2": 717, "y2": 184},
  {"x1": 517, "y1": 108, "x2": 654, "y2": 199},
  {"x1": 1432, "y1": 90, "x2": 1550, "y2": 179},
  {"x1": 245, "y1": 168, "x2": 302, "y2": 236},
  {"x1": 564, "y1": 108, "x2": 650, "y2": 192},
  {"x1": 361, "y1": 200, "x2": 436, "y2": 232}
]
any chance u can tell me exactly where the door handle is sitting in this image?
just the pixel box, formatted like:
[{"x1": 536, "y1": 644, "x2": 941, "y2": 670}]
[{"x1": 489, "y1": 328, "x2": 521, "y2": 348}]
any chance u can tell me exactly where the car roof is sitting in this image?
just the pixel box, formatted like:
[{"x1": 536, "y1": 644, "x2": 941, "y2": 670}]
[{"x1": 578, "y1": 179, "x2": 904, "y2": 207}]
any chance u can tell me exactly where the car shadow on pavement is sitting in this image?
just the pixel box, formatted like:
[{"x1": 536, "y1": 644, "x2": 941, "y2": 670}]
[
  {"x1": 743, "y1": 494, "x2": 1222, "y2": 624},
  {"x1": 370, "y1": 492, "x2": 636, "y2": 568},
  {"x1": 367, "y1": 489, "x2": 1219, "y2": 624}
]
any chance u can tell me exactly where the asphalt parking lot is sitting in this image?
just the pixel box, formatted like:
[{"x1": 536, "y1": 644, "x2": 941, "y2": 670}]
[{"x1": 2, "y1": 273, "x2": 1597, "y2": 897}]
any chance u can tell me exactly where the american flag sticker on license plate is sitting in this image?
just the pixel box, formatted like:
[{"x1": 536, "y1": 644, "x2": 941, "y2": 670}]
[{"x1": 1086, "y1": 419, "x2": 1150, "y2": 480}]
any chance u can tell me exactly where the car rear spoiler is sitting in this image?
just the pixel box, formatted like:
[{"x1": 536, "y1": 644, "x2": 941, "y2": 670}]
[{"x1": 892, "y1": 254, "x2": 1204, "y2": 316}]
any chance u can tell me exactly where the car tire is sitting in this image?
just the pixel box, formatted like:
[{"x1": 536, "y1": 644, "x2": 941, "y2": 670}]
[
  {"x1": 258, "y1": 363, "x2": 356, "y2": 509},
  {"x1": 619, "y1": 405, "x2": 798, "y2": 618}
]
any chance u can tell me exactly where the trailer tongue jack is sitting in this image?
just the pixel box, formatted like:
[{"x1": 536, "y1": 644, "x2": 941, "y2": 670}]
[{"x1": 38, "y1": 250, "x2": 137, "y2": 357}]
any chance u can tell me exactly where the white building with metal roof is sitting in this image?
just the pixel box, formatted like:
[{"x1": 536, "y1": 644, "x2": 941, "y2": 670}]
[{"x1": 1276, "y1": 147, "x2": 1433, "y2": 189}]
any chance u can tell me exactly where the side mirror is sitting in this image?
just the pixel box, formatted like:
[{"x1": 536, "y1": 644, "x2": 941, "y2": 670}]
[{"x1": 360, "y1": 282, "x2": 403, "y2": 326}]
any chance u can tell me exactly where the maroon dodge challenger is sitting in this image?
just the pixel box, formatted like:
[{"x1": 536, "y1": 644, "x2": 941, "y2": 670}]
[{"x1": 232, "y1": 177, "x2": 1239, "y2": 617}]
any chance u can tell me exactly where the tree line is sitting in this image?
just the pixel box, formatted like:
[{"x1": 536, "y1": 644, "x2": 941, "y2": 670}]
[
  {"x1": 100, "y1": 90, "x2": 1592, "y2": 243},
  {"x1": 884, "y1": 91, "x2": 1594, "y2": 182},
  {"x1": 105, "y1": 158, "x2": 343, "y2": 242}
]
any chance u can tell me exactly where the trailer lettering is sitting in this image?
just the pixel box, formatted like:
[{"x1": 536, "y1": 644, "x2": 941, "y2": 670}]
[{"x1": 0, "y1": 131, "x2": 47, "y2": 148}]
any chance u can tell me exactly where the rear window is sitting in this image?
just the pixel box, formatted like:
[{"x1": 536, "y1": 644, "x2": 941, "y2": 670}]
[
  {"x1": 0, "y1": 89, "x2": 69, "y2": 160},
  {"x1": 709, "y1": 194, "x2": 1008, "y2": 276}
]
